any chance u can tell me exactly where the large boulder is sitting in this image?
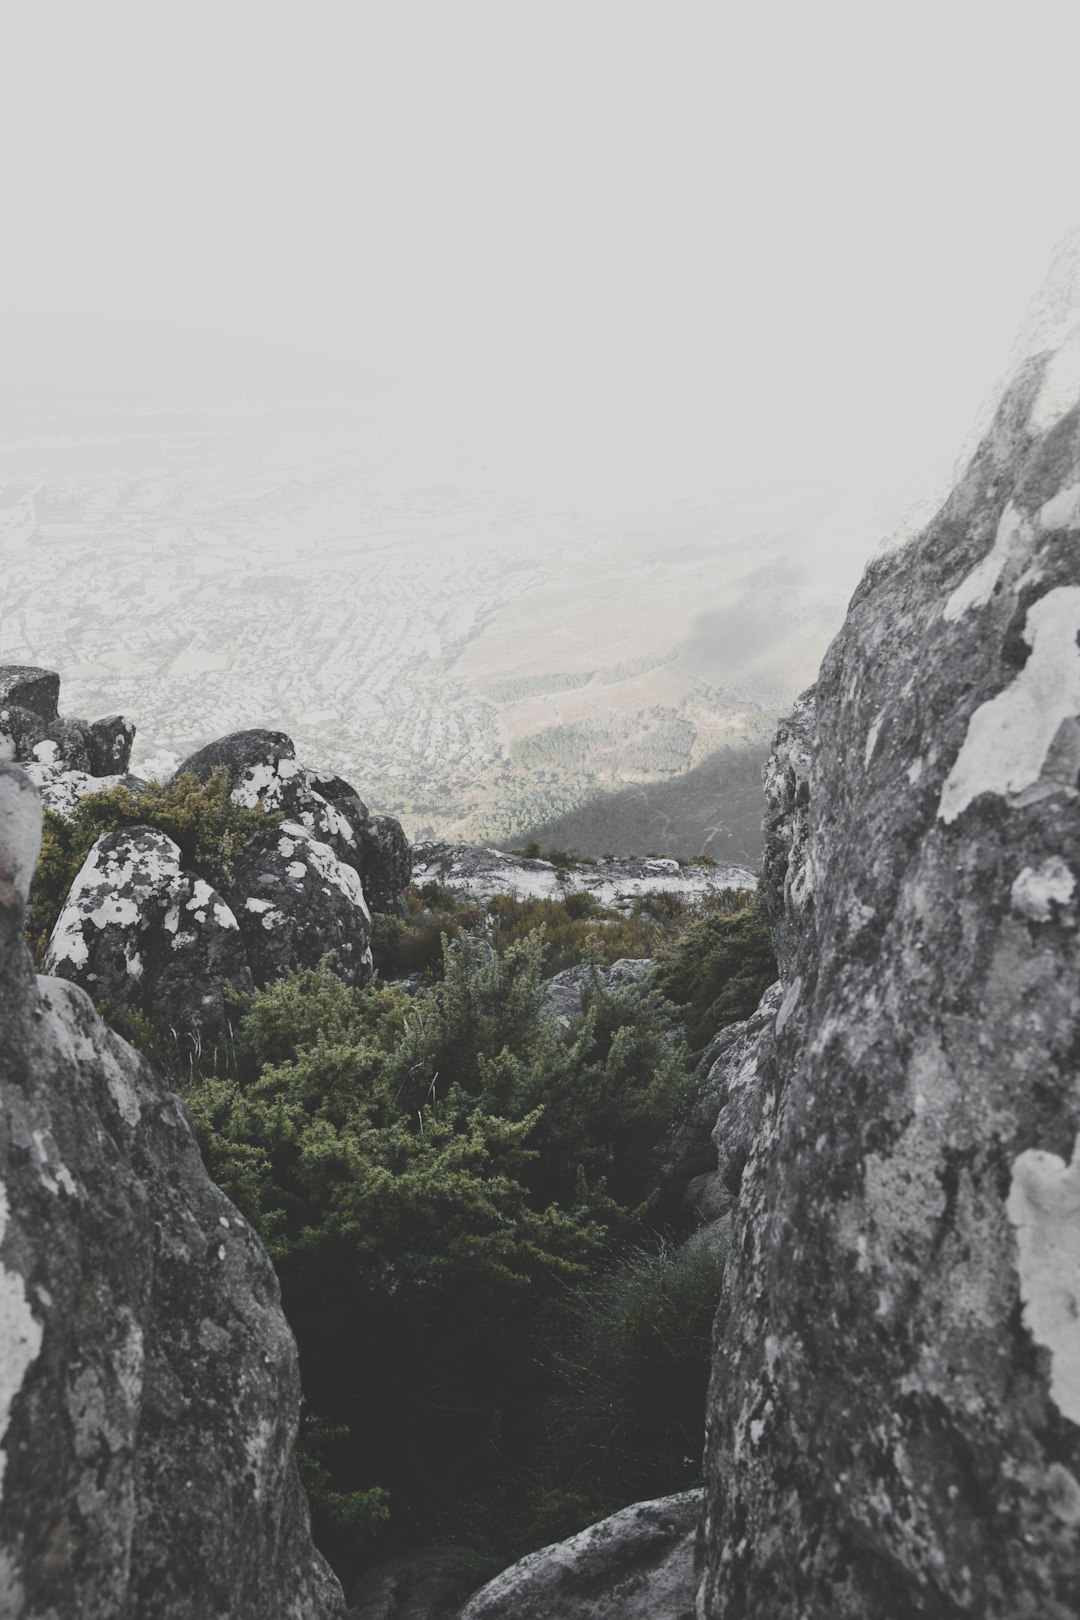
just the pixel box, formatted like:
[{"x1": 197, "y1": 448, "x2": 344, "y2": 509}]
[
  {"x1": 231, "y1": 754, "x2": 368, "y2": 871},
  {"x1": 229, "y1": 820, "x2": 374, "y2": 988},
  {"x1": 456, "y1": 1491, "x2": 699, "y2": 1620},
  {"x1": 175, "y1": 728, "x2": 297, "y2": 790},
  {"x1": 699, "y1": 233, "x2": 1080, "y2": 1617},
  {"x1": 355, "y1": 814, "x2": 413, "y2": 917},
  {"x1": 0, "y1": 764, "x2": 345, "y2": 1618},
  {"x1": 45, "y1": 825, "x2": 252, "y2": 1045}
]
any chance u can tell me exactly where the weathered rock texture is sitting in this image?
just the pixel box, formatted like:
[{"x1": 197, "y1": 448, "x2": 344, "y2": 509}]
[
  {"x1": 0, "y1": 665, "x2": 136, "y2": 810},
  {"x1": 700, "y1": 232, "x2": 1080, "y2": 1618},
  {"x1": 181, "y1": 729, "x2": 412, "y2": 916},
  {"x1": 45, "y1": 825, "x2": 252, "y2": 1043},
  {"x1": 0, "y1": 764, "x2": 345, "y2": 1619},
  {"x1": 457, "y1": 1491, "x2": 698, "y2": 1620}
]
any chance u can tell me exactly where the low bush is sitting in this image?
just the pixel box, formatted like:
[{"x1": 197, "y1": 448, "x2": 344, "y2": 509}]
[{"x1": 651, "y1": 887, "x2": 777, "y2": 1052}]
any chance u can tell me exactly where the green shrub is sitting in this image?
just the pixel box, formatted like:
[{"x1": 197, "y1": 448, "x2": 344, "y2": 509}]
[
  {"x1": 651, "y1": 887, "x2": 777, "y2": 1052},
  {"x1": 462, "y1": 1239, "x2": 725, "y2": 1567},
  {"x1": 187, "y1": 932, "x2": 696, "y2": 1579},
  {"x1": 25, "y1": 769, "x2": 272, "y2": 965}
]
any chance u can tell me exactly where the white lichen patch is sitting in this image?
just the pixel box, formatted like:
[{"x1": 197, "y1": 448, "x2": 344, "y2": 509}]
[
  {"x1": 1047, "y1": 1462, "x2": 1080, "y2": 1524},
  {"x1": 1030, "y1": 322, "x2": 1080, "y2": 433},
  {"x1": 1039, "y1": 481, "x2": 1080, "y2": 531},
  {"x1": 943, "y1": 504, "x2": 1029, "y2": 621},
  {"x1": 0, "y1": 1179, "x2": 44, "y2": 1497},
  {"x1": 1007, "y1": 1135, "x2": 1080, "y2": 1426},
  {"x1": 938, "y1": 587, "x2": 1080, "y2": 823},
  {"x1": 1011, "y1": 858, "x2": 1076, "y2": 922},
  {"x1": 31, "y1": 1130, "x2": 78, "y2": 1198}
]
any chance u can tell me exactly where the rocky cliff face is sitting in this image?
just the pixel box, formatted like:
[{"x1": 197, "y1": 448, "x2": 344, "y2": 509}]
[
  {"x1": 0, "y1": 764, "x2": 345, "y2": 1619},
  {"x1": 699, "y1": 234, "x2": 1080, "y2": 1618}
]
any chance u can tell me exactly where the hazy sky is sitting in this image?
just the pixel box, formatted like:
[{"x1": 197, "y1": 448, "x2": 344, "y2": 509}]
[{"x1": 5, "y1": 1, "x2": 1080, "y2": 502}]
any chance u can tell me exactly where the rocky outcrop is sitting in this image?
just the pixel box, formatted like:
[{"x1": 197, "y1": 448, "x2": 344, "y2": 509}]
[
  {"x1": 457, "y1": 1492, "x2": 698, "y2": 1620},
  {"x1": 183, "y1": 729, "x2": 412, "y2": 917},
  {"x1": 29, "y1": 711, "x2": 412, "y2": 1040},
  {"x1": 412, "y1": 844, "x2": 755, "y2": 912},
  {"x1": 0, "y1": 665, "x2": 137, "y2": 809},
  {"x1": 699, "y1": 234, "x2": 1080, "y2": 1617},
  {"x1": 0, "y1": 764, "x2": 345, "y2": 1618},
  {"x1": 45, "y1": 825, "x2": 252, "y2": 1044}
]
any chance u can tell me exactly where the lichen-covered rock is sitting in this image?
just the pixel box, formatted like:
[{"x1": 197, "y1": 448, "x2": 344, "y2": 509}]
[
  {"x1": 456, "y1": 1491, "x2": 698, "y2": 1620},
  {"x1": 175, "y1": 728, "x2": 297, "y2": 790},
  {"x1": 700, "y1": 232, "x2": 1080, "y2": 1619},
  {"x1": 229, "y1": 820, "x2": 374, "y2": 989},
  {"x1": 87, "y1": 714, "x2": 136, "y2": 776},
  {"x1": 0, "y1": 666, "x2": 59, "y2": 721},
  {"x1": 45, "y1": 825, "x2": 251, "y2": 1044},
  {"x1": 541, "y1": 957, "x2": 655, "y2": 1028},
  {"x1": 232, "y1": 755, "x2": 366, "y2": 871},
  {"x1": 20, "y1": 762, "x2": 146, "y2": 816},
  {"x1": 0, "y1": 667, "x2": 136, "y2": 789},
  {"x1": 179, "y1": 733, "x2": 412, "y2": 916},
  {"x1": 356, "y1": 814, "x2": 413, "y2": 916},
  {"x1": 0, "y1": 765, "x2": 345, "y2": 1619}
]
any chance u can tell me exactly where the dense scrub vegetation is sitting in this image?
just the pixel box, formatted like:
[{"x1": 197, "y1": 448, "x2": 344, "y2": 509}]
[
  {"x1": 181, "y1": 879, "x2": 775, "y2": 1587},
  {"x1": 24, "y1": 769, "x2": 270, "y2": 965},
  {"x1": 27, "y1": 764, "x2": 775, "y2": 1589}
]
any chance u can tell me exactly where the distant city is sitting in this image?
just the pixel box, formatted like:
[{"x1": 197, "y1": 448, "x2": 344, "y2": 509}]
[{"x1": 1, "y1": 398, "x2": 919, "y2": 862}]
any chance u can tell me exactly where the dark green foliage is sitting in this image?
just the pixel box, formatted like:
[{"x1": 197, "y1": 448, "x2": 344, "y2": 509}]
[
  {"x1": 525, "y1": 1241, "x2": 724, "y2": 1545},
  {"x1": 371, "y1": 881, "x2": 663, "y2": 981},
  {"x1": 181, "y1": 878, "x2": 773, "y2": 1584},
  {"x1": 24, "y1": 769, "x2": 272, "y2": 965},
  {"x1": 651, "y1": 887, "x2": 777, "y2": 1052},
  {"x1": 458, "y1": 1240, "x2": 724, "y2": 1575},
  {"x1": 187, "y1": 936, "x2": 694, "y2": 1580},
  {"x1": 295, "y1": 1421, "x2": 390, "y2": 1568}
]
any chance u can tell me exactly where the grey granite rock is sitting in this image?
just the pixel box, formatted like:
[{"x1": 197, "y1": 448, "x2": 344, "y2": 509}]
[
  {"x1": 45, "y1": 824, "x2": 252, "y2": 1045},
  {"x1": 0, "y1": 765, "x2": 345, "y2": 1619},
  {"x1": 357, "y1": 814, "x2": 413, "y2": 917},
  {"x1": 654, "y1": 982, "x2": 781, "y2": 1236},
  {"x1": 175, "y1": 727, "x2": 297, "y2": 789},
  {"x1": 0, "y1": 666, "x2": 60, "y2": 721},
  {"x1": 229, "y1": 820, "x2": 374, "y2": 989},
  {"x1": 456, "y1": 1491, "x2": 699, "y2": 1620},
  {"x1": 0, "y1": 667, "x2": 135, "y2": 785},
  {"x1": 541, "y1": 956, "x2": 655, "y2": 1028},
  {"x1": 700, "y1": 236, "x2": 1080, "y2": 1618}
]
